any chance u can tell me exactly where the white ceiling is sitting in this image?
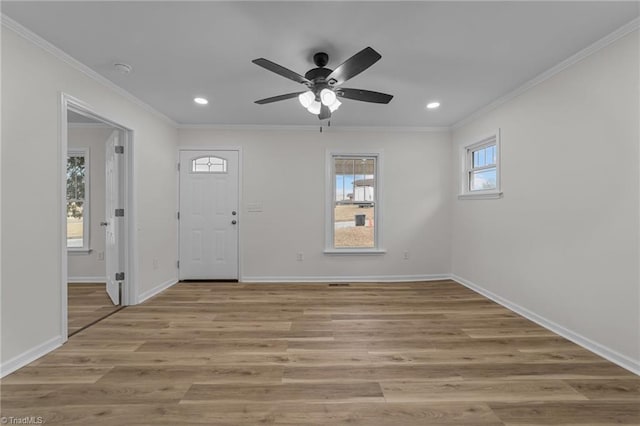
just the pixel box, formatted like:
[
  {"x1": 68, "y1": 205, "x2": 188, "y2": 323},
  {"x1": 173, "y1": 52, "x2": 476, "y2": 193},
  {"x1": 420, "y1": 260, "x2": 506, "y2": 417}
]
[{"x1": 3, "y1": 1, "x2": 638, "y2": 127}]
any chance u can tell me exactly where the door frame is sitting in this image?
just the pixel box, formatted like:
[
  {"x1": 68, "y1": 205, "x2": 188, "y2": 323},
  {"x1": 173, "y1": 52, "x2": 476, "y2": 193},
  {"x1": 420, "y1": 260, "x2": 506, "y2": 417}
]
[
  {"x1": 59, "y1": 93, "x2": 137, "y2": 341},
  {"x1": 177, "y1": 146, "x2": 243, "y2": 281}
]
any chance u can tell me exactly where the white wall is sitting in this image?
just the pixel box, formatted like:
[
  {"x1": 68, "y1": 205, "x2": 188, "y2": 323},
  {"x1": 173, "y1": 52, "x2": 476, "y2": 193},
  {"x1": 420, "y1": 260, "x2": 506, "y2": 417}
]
[
  {"x1": 67, "y1": 126, "x2": 111, "y2": 282},
  {"x1": 179, "y1": 128, "x2": 452, "y2": 281},
  {"x1": 1, "y1": 25, "x2": 178, "y2": 370},
  {"x1": 451, "y1": 31, "x2": 639, "y2": 370}
]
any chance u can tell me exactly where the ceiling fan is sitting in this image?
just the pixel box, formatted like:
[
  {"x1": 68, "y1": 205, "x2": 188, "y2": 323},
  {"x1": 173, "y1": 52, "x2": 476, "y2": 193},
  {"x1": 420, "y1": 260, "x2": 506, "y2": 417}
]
[{"x1": 252, "y1": 47, "x2": 393, "y2": 120}]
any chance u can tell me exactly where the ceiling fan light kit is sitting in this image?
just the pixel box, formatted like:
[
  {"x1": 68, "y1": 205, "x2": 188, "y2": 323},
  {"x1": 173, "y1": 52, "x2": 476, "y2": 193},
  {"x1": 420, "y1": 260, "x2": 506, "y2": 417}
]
[
  {"x1": 298, "y1": 91, "x2": 315, "y2": 108},
  {"x1": 320, "y1": 88, "x2": 337, "y2": 107},
  {"x1": 253, "y1": 47, "x2": 393, "y2": 121},
  {"x1": 307, "y1": 100, "x2": 322, "y2": 115}
]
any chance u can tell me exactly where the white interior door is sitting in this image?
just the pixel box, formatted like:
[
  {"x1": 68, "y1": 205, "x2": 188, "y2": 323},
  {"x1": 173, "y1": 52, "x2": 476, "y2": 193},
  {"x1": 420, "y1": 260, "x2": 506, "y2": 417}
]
[
  {"x1": 179, "y1": 150, "x2": 239, "y2": 280},
  {"x1": 104, "y1": 130, "x2": 121, "y2": 304}
]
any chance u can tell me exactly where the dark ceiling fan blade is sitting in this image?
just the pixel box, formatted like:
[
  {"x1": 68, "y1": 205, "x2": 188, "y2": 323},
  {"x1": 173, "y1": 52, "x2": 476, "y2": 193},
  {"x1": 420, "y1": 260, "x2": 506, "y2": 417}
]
[
  {"x1": 318, "y1": 104, "x2": 331, "y2": 120},
  {"x1": 337, "y1": 88, "x2": 393, "y2": 104},
  {"x1": 252, "y1": 58, "x2": 311, "y2": 85},
  {"x1": 326, "y1": 47, "x2": 382, "y2": 85},
  {"x1": 255, "y1": 92, "x2": 305, "y2": 105}
]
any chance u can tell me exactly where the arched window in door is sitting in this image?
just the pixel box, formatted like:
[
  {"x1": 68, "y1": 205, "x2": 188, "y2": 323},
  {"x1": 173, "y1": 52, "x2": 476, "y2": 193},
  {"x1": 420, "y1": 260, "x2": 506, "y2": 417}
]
[{"x1": 192, "y1": 156, "x2": 227, "y2": 173}]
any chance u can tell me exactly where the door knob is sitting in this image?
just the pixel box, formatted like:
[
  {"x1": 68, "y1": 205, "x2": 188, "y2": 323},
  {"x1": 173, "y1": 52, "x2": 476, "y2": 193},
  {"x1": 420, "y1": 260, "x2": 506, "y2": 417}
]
[
  {"x1": 100, "y1": 221, "x2": 108, "y2": 227},
  {"x1": 231, "y1": 220, "x2": 237, "y2": 225},
  {"x1": 232, "y1": 211, "x2": 237, "y2": 216}
]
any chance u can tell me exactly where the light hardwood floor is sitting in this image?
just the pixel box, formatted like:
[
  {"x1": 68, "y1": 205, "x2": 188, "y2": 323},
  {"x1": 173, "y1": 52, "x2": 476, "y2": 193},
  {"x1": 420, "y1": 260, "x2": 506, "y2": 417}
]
[
  {"x1": 67, "y1": 284, "x2": 121, "y2": 336},
  {"x1": 1, "y1": 280, "x2": 638, "y2": 425}
]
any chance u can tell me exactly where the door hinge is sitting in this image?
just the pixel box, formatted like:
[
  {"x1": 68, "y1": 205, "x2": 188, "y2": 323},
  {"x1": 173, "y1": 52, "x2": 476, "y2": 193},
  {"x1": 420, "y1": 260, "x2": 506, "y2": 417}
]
[
  {"x1": 115, "y1": 208, "x2": 125, "y2": 217},
  {"x1": 177, "y1": 211, "x2": 180, "y2": 220},
  {"x1": 115, "y1": 145, "x2": 124, "y2": 154},
  {"x1": 177, "y1": 260, "x2": 180, "y2": 269},
  {"x1": 177, "y1": 162, "x2": 181, "y2": 171},
  {"x1": 115, "y1": 272, "x2": 125, "y2": 281}
]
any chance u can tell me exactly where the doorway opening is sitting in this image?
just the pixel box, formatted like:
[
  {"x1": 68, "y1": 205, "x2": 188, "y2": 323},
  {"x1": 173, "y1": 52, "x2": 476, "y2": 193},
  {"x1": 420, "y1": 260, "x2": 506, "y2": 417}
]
[{"x1": 61, "y1": 94, "x2": 135, "y2": 339}]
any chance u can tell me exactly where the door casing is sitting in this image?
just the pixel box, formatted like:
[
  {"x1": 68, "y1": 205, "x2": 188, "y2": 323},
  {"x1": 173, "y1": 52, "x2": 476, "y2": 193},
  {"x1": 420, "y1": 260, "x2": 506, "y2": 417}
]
[{"x1": 60, "y1": 93, "x2": 136, "y2": 341}]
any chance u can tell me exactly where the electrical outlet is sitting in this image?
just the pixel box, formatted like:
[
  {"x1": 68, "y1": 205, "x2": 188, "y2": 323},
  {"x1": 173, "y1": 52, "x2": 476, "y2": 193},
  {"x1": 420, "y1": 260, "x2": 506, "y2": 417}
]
[
  {"x1": 403, "y1": 251, "x2": 410, "y2": 260},
  {"x1": 153, "y1": 259, "x2": 159, "y2": 270},
  {"x1": 97, "y1": 252, "x2": 105, "y2": 261},
  {"x1": 296, "y1": 252, "x2": 304, "y2": 261}
]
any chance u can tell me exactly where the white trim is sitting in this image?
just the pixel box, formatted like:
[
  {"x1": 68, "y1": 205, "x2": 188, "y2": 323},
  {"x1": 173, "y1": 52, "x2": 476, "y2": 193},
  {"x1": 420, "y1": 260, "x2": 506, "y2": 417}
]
[
  {"x1": 67, "y1": 123, "x2": 112, "y2": 129},
  {"x1": 325, "y1": 151, "x2": 384, "y2": 252},
  {"x1": 67, "y1": 248, "x2": 92, "y2": 255},
  {"x1": 0, "y1": 336, "x2": 64, "y2": 378},
  {"x1": 452, "y1": 17, "x2": 640, "y2": 129},
  {"x1": 323, "y1": 249, "x2": 387, "y2": 255},
  {"x1": 61, "y1": 93, "x2": 138, "y2": 312},
  {"x1": 177, "y1": 124, "x2": 450, "y2": 133},
  {"x1": 459, "y1": 129, "x2": 501, "y2": 198},
  {"x1": 241, "y1": 274, "x2": 450, "y2": 283},
  {"x1": 67, "y1": 276, "x2": 107, "y2": 284},
  {"x1": 138, "y1": 279, "x2": 178, "y2": 304},
  {"x1": 59, "y1": 96, "x2": 69, "y2": 342},
  {"x1": 458, "y1": 192, "x2": 503, "y2": 200},
  {"x1": 451, "y1": 274, "x2": 640, "y2": 376},
  {"x1": 1, "y1": 14, "x2": 177, "y2": 127}
]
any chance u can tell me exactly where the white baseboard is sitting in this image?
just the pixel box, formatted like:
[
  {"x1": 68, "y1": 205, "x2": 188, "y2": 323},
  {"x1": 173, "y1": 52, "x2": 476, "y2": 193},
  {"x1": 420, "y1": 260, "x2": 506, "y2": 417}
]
[
  {"x1": 137, "y1": 278, "x2": 178, "y2": 304},
  {"x1": 451, "y1": 274, "x2": 640, "y2": 376},
  {"x1": 240, "y1": 274, "x2": 450, "y2": 283},
  {"x1": 0, "y1": 335, "x2": 64, "y2": 378},
  {"x1": 68, "y1": 276, "x2": 106, "y2": 284}
]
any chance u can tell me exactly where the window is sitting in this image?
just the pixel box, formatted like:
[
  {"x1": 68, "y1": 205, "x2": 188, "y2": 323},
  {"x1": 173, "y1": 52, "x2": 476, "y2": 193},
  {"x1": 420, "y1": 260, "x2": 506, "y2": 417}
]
[
  {"x1": 192, "y1": 156, "x2": 227, "y2": 173},
  {"x1": 326, "y1": 153, "x2": 384, "y2": 253},
  {"x1": 67, "y1": 149, "x2": 89, "y2": 250},
  {"x1": 459, "y1": 130, "x2": 502, "y2": 199}
]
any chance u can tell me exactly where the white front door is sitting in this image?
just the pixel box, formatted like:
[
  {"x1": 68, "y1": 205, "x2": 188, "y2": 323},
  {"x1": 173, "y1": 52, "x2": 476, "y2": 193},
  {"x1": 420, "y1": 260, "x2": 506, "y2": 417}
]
[
  {"x1": 179, "y1": 150, "x2": 239, "y2": 280},
  {"x1": 105, "y1": 130, "x2": 121, "y2": 304}
]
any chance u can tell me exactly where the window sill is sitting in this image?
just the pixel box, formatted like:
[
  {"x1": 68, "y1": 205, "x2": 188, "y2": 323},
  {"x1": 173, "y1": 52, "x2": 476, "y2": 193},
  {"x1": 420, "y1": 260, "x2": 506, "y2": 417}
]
[
  {"x1": 458, "y1": 191, "x2": 503, "y2": 200},
  {"x1": 68, "y1": 248, "x2": 92, "y2": 255},
  {"x1": 324, "y1": 249, "x2": 387, "y2": 255}
]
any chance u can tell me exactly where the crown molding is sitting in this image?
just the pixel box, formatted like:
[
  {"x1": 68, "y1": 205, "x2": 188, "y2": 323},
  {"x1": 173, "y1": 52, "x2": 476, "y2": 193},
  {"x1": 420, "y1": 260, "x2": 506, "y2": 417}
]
[
  {"x1": 177, "y1": 123, "x2": 450, "y2": 133},
  {"x1": 452, "y1": 17, "x2": 640, "y2": 130},
  {"x1": 1, "y1": 14, "x2": 178, "y2": 127}
]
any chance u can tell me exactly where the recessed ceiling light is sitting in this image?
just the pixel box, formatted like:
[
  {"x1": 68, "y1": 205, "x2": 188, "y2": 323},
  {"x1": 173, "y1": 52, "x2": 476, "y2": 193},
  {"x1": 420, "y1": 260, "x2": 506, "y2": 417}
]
[
  {"x1": 113, "y1": 63, "x2": 132, "y2": 74},
  {"x1": 194, "y1": 97, "x2": 209, "y2": 105},
  {"x1": 426, "y1": 102, "x2": 441, "y2": 109}
]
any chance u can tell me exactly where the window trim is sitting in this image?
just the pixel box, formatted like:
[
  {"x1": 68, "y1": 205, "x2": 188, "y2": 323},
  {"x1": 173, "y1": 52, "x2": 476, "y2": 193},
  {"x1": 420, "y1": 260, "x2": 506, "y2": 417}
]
[
  {"x1": 324, "y1": 150, "x2": 384, "y2": 254},
  {"x1": 458, "y1": 129, "x2": 502, "y2": 200},
  {"x1": 67, "y1": 148, "x2": 91, "y2": 252}
]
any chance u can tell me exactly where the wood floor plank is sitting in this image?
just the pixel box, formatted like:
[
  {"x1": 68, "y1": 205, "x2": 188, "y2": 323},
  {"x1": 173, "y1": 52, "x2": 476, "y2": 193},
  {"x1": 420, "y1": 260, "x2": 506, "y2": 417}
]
[
  {"x1": 381, "y1": 380, "x2": 586, "y2": 402},
  {"x1": 96, "y1": 365, "x2": 284, "y2": 384},
  {"x1": 182, "y1": 382, "x2": 384, "y2": 403},
  {"x1": 489, "y1": 401, "x2": 640, "y2": 424},
  {"x1": 0, "y1": 383, "x2": 191, "y2": 408},
  {"x1": 565, "y1": 379, "x2": 640, "y2": 400},
  {"x1": 1, "y1": 366, "x2": 111, "y2": 384},
  {"x1": 67, "y1": 284, "x2": 120, "y2": 335},
  {"x1": 1, "y1": 280, "x2": 637, "y2": 425},
  {"x1": 0, "y1": 402, "x2": 503, "y2": 426},
  {"x1": 282, "y1": 364, "x2": 462, "y2": 382},
  {"x1": 367, "y1": 349, "x2": 604, "y2": 365}
]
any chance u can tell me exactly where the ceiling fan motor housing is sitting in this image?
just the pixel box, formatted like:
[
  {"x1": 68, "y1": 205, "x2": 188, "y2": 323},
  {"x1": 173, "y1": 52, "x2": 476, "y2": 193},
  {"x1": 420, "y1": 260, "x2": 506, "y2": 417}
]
[{"x1": 313, "y1": 52, "x2": 329, "y2": 67}]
